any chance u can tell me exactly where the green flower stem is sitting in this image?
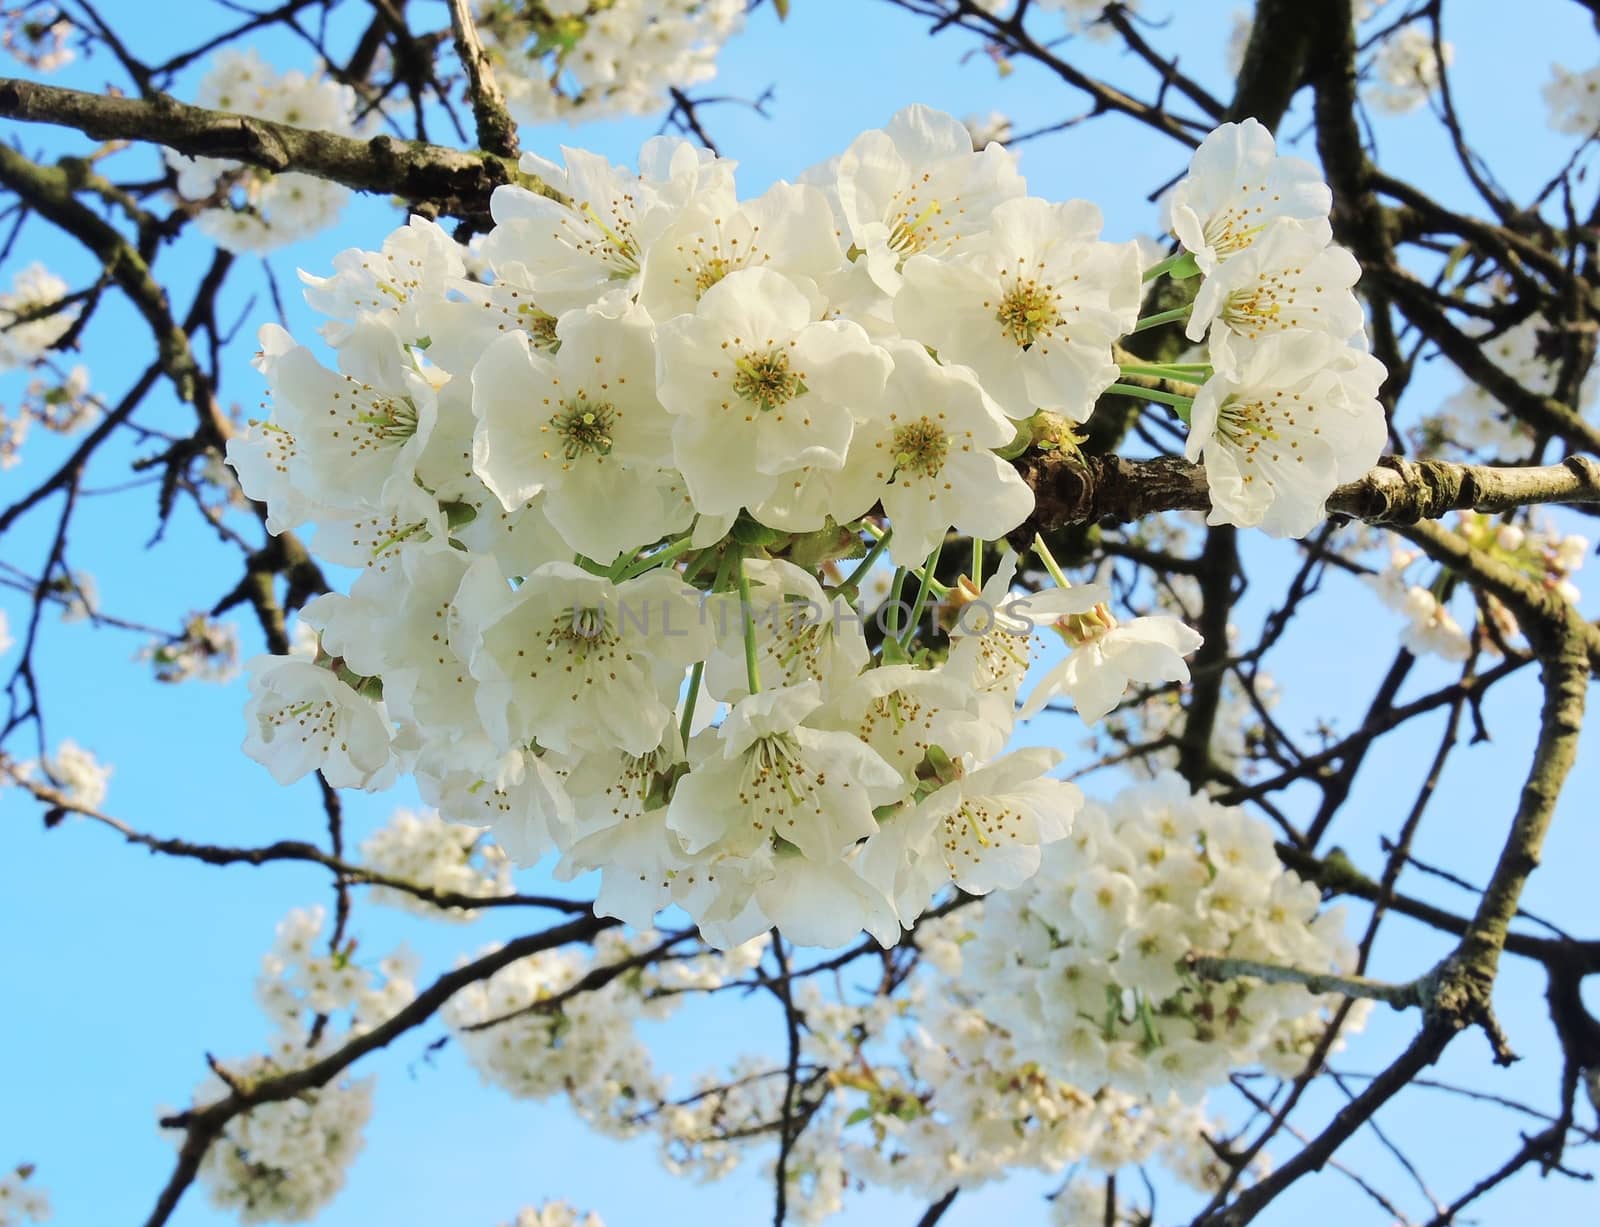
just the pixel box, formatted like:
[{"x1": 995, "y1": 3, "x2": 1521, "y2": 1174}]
[
  {"x1": 1118, "y1": 361, "x2": 1212, "y2": 382},
  {"x1": 678, "y1": 660, "x2": 705, "y2": 749},
  {"x1": 736, "y1": 551, "x2": 761, "y2": 695},
  {"x1": 884, "y1": 567, "x2": 909, "y2": 639},
  {"x1": 1141, "y1": 251, "x2": 1200, "y2": 281},
  {"x1": 1132, "y1": 304, "x2": 1194, "y2": 332},
  {"x1": 971, "y1": 536, "x2": 984, "y2": 589},
  {"x1": 900, "y1": 539, "x2": 944, "y2": 651},
  {"x1": 1031, "y1": 533, "x2": 1072, "y2": 590},
  {"x1": 834, "y1": 526, "x2": 893, "y2": 598},
  {"x1": 1106, "y1": 382, "x2": 1194, "y2": 422}
]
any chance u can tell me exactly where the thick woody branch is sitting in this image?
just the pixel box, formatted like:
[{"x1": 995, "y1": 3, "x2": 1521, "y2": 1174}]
[
  {"x1": 0, "y1": 77, "x2": 552, "y2": 217},
  {"x1": 0, "y1": 141, "x2": 219, "y2": 428},
  {"x1": 1017, "y1": 452, "x2": 1600, "y2": 533},
  {"x1": 1273, "y1": 842, "x2": 1600, "y2": 973},
  {"x1": 445, "y1": 0, "x2": 520, "y2": 158}
]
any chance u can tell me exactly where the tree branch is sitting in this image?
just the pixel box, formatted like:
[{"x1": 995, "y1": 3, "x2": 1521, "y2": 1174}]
[{"x1": 0, "y1": 77, "x2": 554, "y2": 218}]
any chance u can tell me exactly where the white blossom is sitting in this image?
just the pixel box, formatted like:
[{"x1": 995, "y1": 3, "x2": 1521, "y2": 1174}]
[
  {"x1": 1185, "y1": 331, "x2": 1387, "y2": 538},
  {"x1": 895, "y1": 197, "x2": 1141, "y2": 420},
  {"x1": 1166, "y1": 119, "x2": 1332, "y2": 273}
]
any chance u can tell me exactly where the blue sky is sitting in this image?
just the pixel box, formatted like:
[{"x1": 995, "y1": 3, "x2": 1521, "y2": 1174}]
[{"x1": 1, "y1": 1, "x2": 1598, "y2": 1224}]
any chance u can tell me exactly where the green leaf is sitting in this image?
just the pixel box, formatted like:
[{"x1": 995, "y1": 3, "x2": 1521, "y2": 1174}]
[
  {"x1": 774, "y1": 0, "x2": 791, "y2": 19},
  {"x1": 728, "y1": 512, "x2": 786, "y2": 548}
]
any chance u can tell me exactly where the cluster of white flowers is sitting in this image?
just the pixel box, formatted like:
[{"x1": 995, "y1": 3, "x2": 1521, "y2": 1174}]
[
  {"x1": 974, "y1": 0, "x2": 1137, "y2": 36},
  {"x1": 0, "y1": 264, "x2": 77, "y2": 371},
  {"x1": 1171, "y1": 119, "x2": 1385, "y2": 538},
  {"x1": 1, "y1": 3, "x2": 72, "y2": 72},
  {"x1": 1427, "y1": 313, "x2": 1597, "y2": 461},
  {"x1": 500, "y1": 1205, "x2": 604, "y2": 1227},
  {"x1": 184, "y1": 1056, "x2": 373, "y2": 1225},
  {"x1": 229, "y1": 104, "x2": 1389, "y2": 951},
  {"x1": 252, "y1": 904, "x2": 419, "y2": 1034},
  {"x1": 167, "y1": 50, "x2": 364, "y2": 252},
  {"x1": 445, "y1": 915, "x2": 1247, "y2": 1223},
  {"x1": 1456, "y1": 513, "x2": 1588, "y2": 608},
  {"x1": 1364, "y1": 540, "x2": 1473, "y2": 661},
  {"x1": 1365, "y1": 515, "x2": 1587, "y2": 661},
  {"x1": 171, "y1": 907, "x2": 416, "y2": 1223},
  {"x1": 359, "y1": 806, "x2": 512, "y2": 918},
  {"x1": 0, "y1": 1165, "x2": 49, "y2": 1227},
  {"x1": 1366, "y1": 25, "x2": 1451, "y2": 115},
  {"x1": 962, "y1": 110, "x2": 1012, "y2": 149},
  {"x1": 432, "y1": 769, "x2": 1364, "y2": 1221},
  {"x1": 139, "y1": 613, "x2": 241, "y2": 684},
  {"x1": 2, "y1": 363, "x2": 96, "y2": 471},
  {"x1": 1545, "y1": 62, "x2": 1600, "y2": 135},
  {"x1": 841, "y1": 1018, "x2": 1242, "y2": 1206},
  {"x1": 475, "y1": 0, "x2": 744, "y2": 123},
  {"x1": 445, "y1": 929, "x2": 766, "y2": 1141},
  {"x1": 40, "y1": 738, "x2": 111, "y2": 809},
  {"x1": 958, "y1": 773, "x2": 1364, "y2": 1101}
]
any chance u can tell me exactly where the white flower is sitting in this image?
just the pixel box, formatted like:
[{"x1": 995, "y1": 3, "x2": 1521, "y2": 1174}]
[
  {"x1": 945, "y1": 550, "x2": 1107, "y2": 717},
  {"x1": 459, "y1": 561, "x2": 711, "y2": 757},
  {"x1": 300, "y1": 215, "x2": 466, "y2": 346},
  {"x1": 249, "y1": 321, "x2": 438, "y2": 515},
  {"x1": 0, "y1": 262, "x2": 77, "y2": 370},
  {"x1": 638, "y1": 180, "x2": 845, "y2": 323},
  {"x1": 42, "y1": 738, "x2": 111, "y2": 809},
  {"x1": 827, "y1": 341, "x2": 1034, "y2": 566},
  {"x1": 1186, "y1": 224, "x2": 1365, "y2": 374},
  {"x1": 1021, "y1": 605, "x2": 1204, "y2": 723},
  {"x1": 0, "y1": 1162, "x2": 51, "y2": 1224},
  {"x1": 1223, "y1": 7, "x2": 1252, "y2": 76},
  {"x1": 1367, "y1": 26, "x2": 1451, "y2": 116},
  {"x1": 965, "y1": 772, "x2": 1361, "y2": 1100},
  {"x1": 885, "y1": 745, "x2": 1081, "y2": 900},
  {"x1": 655, "y1": 267, "x2": 891, "y2": 520},
  {"x1": 302, "y1": 545, "x2": 483, "y2": 742},
  {"x1": 503, "y1": 1204, "x2": 606, "y2": 1227},
  {"x1": 556, "y1": 723, "x2": 692, "y2": 927},
  {"x1": 359, "y1": 807, "x2": 512, "y2": 919},
  {"x1": 1364, "y1": 571, "x2": 1472, "y2": 661},
  {"x1": 749, "y1": 846, "x2": 900, "y2": 949},
  {"x1": 667, "y1": 682, "x2": 903, "y2": 863},
  {"x1": 1544, "y1": 63, "x2": 1600, "y2": 135},
  {"x1": 471, "y1": 304, "x2": 674, "y2": 562},
  {"x1": 830, "y1": 103, "x2": 1026, "y2": 294},
  {"x1": 182, "y1": 1060, "x2": 374, "y2": 1223},
  {"x1": 895, "y1": 197, "x2": 1141, "y2": 420},
  {"x1": 701, "y1": 558, "x2": 868, "y2": 703},
  {"x1": 483, "y1": 139, "x2": 733, "y2": 314},
  {"x1": 480, "y1": 0, "x2": 744, "y2": 123},
  {"x1": 241, "y1": 656, "x2": 395, "y2": 789},
  {"x1": 1166, "y1": 118, "x2": 1332, "y2": 273},
  {"x1": 1185, "y1": 330, "x2": 1387, "y2": 537},
  {"x1": 818, "y1": 661, "x2": 1002, "y2": 792},
  {"x1": 416, "y1": 743, "x2": 574, "y2": 865},
  {"x1": 963, "y1": 110, "x2": 1014, "y2": 150},
  {"x1": 164, "y1": 50, "x2": 362, "y2": 251}
]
